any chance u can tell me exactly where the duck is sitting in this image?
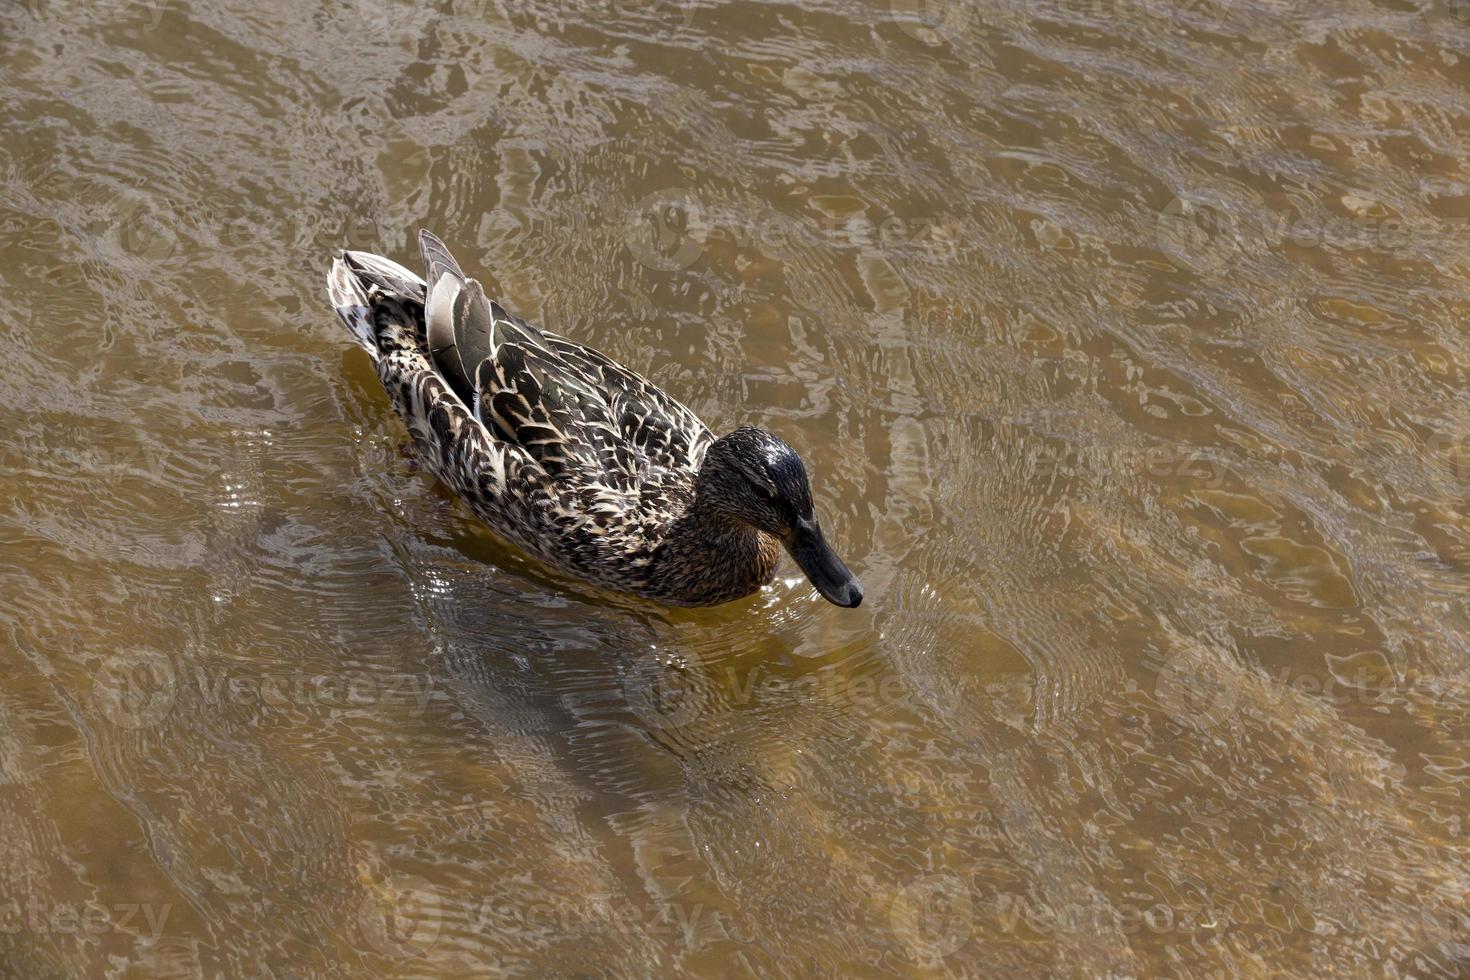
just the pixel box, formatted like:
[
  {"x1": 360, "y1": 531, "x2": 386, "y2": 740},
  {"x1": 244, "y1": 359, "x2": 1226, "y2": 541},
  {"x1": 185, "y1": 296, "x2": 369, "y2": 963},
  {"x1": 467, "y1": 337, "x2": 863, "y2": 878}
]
[{"x1": 326, "y1": 231, "x2": 862, "y2": 608}]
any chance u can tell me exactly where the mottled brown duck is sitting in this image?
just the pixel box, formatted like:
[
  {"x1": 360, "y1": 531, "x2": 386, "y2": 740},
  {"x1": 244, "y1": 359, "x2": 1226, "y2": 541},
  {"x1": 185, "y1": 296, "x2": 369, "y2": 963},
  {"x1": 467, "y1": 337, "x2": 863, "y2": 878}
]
[{"x1": 327, "y1": 231, "x2": 862, "y2": 608}]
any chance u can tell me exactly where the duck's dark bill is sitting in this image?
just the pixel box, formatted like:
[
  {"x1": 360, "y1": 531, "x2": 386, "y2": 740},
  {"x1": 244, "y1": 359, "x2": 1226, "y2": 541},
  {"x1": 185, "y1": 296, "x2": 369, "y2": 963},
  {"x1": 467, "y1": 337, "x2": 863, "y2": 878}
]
[{"x1": 787, "y1": 519, "x2": 863, "y2": 608}]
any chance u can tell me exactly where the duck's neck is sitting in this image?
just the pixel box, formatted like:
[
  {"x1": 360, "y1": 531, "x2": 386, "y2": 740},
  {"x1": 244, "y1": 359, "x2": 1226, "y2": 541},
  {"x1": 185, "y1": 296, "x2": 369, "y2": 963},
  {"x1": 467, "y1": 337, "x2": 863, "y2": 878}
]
[{"x1": 650, "y1": 498, "x2": 781, "y2": 607}]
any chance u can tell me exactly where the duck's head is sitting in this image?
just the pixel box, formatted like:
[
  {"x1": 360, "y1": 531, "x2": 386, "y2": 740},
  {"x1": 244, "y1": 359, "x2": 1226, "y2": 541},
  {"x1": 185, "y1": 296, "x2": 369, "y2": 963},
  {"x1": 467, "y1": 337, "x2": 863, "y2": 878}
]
[{"x1": 699, "y1": 426, "x2": 863, "y2": 608}]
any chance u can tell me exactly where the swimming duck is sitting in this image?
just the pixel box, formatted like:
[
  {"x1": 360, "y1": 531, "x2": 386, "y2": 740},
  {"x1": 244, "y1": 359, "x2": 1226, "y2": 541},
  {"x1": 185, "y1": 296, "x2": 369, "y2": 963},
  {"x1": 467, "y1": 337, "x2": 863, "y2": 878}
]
[{"x1": 327, "y1": 231, "x2": 862, "y2": 608}]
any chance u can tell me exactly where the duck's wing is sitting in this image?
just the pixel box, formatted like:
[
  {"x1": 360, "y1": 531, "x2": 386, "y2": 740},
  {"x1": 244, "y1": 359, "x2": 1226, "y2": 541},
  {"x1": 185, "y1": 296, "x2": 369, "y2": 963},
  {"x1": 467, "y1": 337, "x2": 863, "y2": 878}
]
[
  {"x1": 467, "y1": 317, "x2": 715, "y2": 492},
  {"x1": 541, "y1": 334, "x2": 714, "y2": 483},
  {"x1": 420, "y1": 231, "x2": 541, "y2": 406},
  {"x1": 417, "y1": 231, "x2": 712, "y2": 493}
]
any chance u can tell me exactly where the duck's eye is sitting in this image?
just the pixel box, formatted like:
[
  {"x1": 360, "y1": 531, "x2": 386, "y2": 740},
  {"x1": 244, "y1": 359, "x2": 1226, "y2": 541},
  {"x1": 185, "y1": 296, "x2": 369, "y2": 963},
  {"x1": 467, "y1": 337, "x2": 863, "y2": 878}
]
[{"x1": 754, "y1": 482, "x2": 778, "y2": 502}]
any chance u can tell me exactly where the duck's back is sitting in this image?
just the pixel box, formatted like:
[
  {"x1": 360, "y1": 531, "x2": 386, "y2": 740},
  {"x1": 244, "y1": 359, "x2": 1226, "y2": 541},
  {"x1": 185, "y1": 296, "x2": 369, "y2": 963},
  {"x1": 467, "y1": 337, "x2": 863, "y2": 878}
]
[{"x1": 327, "y1": 232, "x2": 715, "y2": 591}]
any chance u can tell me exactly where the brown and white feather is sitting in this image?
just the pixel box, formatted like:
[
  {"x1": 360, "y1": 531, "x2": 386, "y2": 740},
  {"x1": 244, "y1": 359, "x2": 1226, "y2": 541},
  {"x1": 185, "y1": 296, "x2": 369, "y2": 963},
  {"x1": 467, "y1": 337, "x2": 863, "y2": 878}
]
[{"x1": 325, "y1": 232, "x2": 738, "y2": 603}]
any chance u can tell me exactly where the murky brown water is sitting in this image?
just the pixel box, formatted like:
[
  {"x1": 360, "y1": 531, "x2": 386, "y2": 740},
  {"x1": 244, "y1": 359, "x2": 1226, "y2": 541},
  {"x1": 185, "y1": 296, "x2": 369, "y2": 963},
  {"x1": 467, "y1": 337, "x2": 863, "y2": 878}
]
[{"x1": 2, "y1": 0, "x2": 1469, "y2": 975}]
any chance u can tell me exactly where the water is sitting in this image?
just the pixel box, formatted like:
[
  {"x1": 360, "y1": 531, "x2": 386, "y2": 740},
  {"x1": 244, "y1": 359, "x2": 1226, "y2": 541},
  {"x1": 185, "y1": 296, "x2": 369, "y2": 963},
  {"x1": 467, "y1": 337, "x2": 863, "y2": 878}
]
[{"x1": 2, "y1": 0, "x2": 1468, "y2": 975}]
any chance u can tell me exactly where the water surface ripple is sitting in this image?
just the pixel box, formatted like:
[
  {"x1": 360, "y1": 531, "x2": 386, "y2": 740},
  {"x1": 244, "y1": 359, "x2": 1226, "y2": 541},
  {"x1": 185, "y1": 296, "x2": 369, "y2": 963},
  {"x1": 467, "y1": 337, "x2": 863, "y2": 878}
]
[{"x1": 1, "y1": 0, "x2": 1469, "y2": 975}]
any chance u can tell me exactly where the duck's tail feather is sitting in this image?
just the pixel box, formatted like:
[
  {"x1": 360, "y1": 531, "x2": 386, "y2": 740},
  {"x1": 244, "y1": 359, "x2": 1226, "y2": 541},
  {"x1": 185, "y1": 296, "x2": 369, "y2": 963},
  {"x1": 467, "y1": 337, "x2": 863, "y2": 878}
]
[
  {"x1": 327, "y1": 249, "x2": 428, "y2": 356},
  {"x1": 419, "y1": 230, "x2": 464, "y2": 290},
  {"x1": 328, "y1": 254, "x2": 376, "y2": 353}
]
